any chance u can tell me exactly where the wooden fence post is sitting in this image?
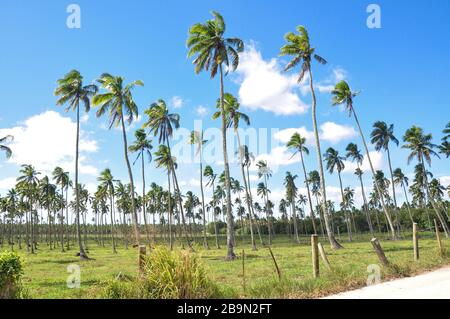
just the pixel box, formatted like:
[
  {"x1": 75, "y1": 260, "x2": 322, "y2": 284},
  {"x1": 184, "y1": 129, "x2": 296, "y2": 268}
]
[
  {"x1": 434, "y1": 219, "x2": 444, "y2": 257},
  {"x1": 318, "y1": 242, "x2": 331, "y2": 270},
  {"x1": 268, "y1": 246, "x2": 282, "y2": 281},
  {"x1": 138, "y1": 245, "x2": 147, "y2": 275},
  {"x1": 413, "y1": 223, "x2": 419, "y2": 261},
  {"x1": 371, "y1": 238, "x2": 389, "y2": 267},
  {"x1": 311, "y1": 235, "x2": 319, "y2": 278}
]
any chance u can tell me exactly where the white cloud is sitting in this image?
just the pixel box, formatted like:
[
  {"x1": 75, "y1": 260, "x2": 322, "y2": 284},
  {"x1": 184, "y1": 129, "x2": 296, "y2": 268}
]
[
  {"x1": 0, "y1": 177, "x2": 17, "y2": 193},
  {"x1": 316, "y1": 67, "x2": 347, "y2": 93},
  {"x1": 0, "y1": 111, "x2": 99, "y2": 177},
  {"x1": 171, "y1": 96, "x2": 184, "y2": 109},
  {"x1": 195, "y1": 106, "x2": 208, "y2": 118},
  {"x1": 236, "y1": 44, "x2": 309, "y2": 116},
  {"x1": 274, "y1": 127, "x2": 315, "y2": 145},
  {"x1": 251, "y1": 146, "x2": 300, "y2": 173},
  {"x1": 343, "y1": 151, "x2": 384, "y2": 174},
  {"x1": 80, "y1": 114, "x2": 89, "y2": 123},
  {"x1": 439, "y1": 176, "x2": 450, "y2": 188}
]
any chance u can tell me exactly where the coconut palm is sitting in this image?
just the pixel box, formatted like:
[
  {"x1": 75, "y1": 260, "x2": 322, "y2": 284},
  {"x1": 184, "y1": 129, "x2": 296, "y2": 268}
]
[
  {"x1": 256, "y1": 160, "x2": 274, "y2": 244},
  {"x1": 280, "y1": 26, "x2": 340, "y2": 249},
  {"x1": 345, "y1": 143, "x2": 374, "y2": 235},
  {"x1": 92, "y1": 73, "x2": 143, "y2": 246},
  {"x1": 393, "y1": 168, "x2": 414, "y2": 223},
  {"x1": 52, "y1": 167, "x2": 70, "y2": 252},
  {"x1": 189, "y1": 130, "x2": 209, "y2": 249},
  {"x1": 187, "y1": 11, "x2": 244, "y2": 259},
  {"x1": 204, "y1": 165, "x2": 220, "y2": 249},
  {"x1": 284, "y1": 172, "x2": 300, "y2": 243},
  {"x1": 129, "y1": 129, "x2": 153, "y2": 245},
  {"x1": 287, "y1": 133, "x2": 318, "y2": 234},
  {"x1": 402, "y1": 126, "x2": 449, "y2": 237},
  {"x1": 97, "y1": 169, "x2": 118, "y2": 253},
  {"x1": 54, "y1": 70, "x2": 97, "y2": 259},
  {"x1": 0, "y1": 135, "x2": 13, "y2": 159},
  {"x1": 331, "y1": 80, "x2": 396, "y2": 239},
  {"x1": 324, "y1": 147, "x2": 352, "y2": 241},
  {"x1": 440, "y1": 123, "x2": 450, "y2": 157}
]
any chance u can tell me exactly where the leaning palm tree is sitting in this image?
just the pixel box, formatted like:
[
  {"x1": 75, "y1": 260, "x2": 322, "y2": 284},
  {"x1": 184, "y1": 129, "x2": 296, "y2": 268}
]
[
  {"x1": 189, "y1": 130, "x2": 209, "y2": 249},
  {"x1": 287, "y1": 133, "x2": 318, "y2": 234},
  {"x1": 93, "y1": 73, "x2": 143, "y2": 246},
  {"x1": 54, "y1": 70, "x2": 97, "y2": 259},
  {"x1": 402, "y1": 126, "x2": 449, "y2": 237},
  {"x1": 187, "y1": 11, "x2": 244, "y2": 259},
  {"x1": 129, "y1": 129, "x2": 153, "y2": 245},
  {"x1": 345, "y1": 143, "x2": 374, "y2": 236},
  {"x1": 371, "y1": 121, "x2": 401, "y2": 233},
  {"x1": 331, "y1": 80, "x2": 396, "y2": 239},
  {"x1": 0, "y1": 135, "x2": 13, "y2": 159},
  {"x1": 280, "y1": 26, "x2": 341, "y2": 249},
  {"x1": 324, "y1": 147, "x2": 352, "y2": 242}
]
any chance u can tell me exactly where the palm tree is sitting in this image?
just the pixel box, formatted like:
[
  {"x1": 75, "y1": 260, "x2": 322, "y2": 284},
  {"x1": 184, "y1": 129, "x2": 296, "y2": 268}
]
[
  {"x1": 280, "y1": 26, "x2": 341, "y2": 249},
  {"x1": 55, "y1": 70, "x2": 97, "y2": 259},
  {"x1": 189, "y1": 130, "x2": 209, "y2": 249},
  {"x1": 256, "y1": 160, "x2": 273, "y2": 244},
  {"x1": 0, "y1": 135, "x2": 13, "y2": 159},
  {"x1": 98, "y1": 169, "x2": 118, "y2": 253},
  {"x1": 324, "y1": 147, "x2": 352, "y2": 241},
  {"x1": 187, "y1": 11, "x2": 244, "y2": 259},
  {"x1": 204, "y1": 165, "x2": 220, "y2": 249},
  {"x1": 331, "y1": 80, "x2": 396, "y2": 239},
  {"x1": 93, "y1": 73, "x2": 143, "y2": 246},
  {"x1": 402, "y1": 126, "x2": 449, "y2": 237},
  {"x1": 346, "y1": 143, "x2": 375, "y2": 236},
  {"x1": 284, "y1": 172, "x2": 300, "y2": 243},
  {"x1": 439, "y1": 122, "x2": 450, "y2": 157},
  {"x1": 129, "y1": 129, "x2": 153, "y2": 245},
  {"x1": 287, "y1": 133, "x2": 318, "y2": 234},
  {"x1": 52, "y1": 167, "x2": 70, "y2": 252},
  {"x1": 393, "y1": 168, "x2": 414, "y2": 223}
]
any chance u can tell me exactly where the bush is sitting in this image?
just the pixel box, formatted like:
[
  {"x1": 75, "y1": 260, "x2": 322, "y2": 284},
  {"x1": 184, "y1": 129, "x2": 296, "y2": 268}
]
[
  {"x1": 0, "y1": 251, "x2": 24, "y2": 299},
  {"x1": 101, "y1": 246, "x2": 223, "y2": 299}
]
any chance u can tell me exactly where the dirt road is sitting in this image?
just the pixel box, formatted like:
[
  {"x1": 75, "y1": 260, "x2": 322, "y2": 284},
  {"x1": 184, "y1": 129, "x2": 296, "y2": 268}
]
[{"x1": 324, "y1": 266, "x2": 450, "y2": 299}]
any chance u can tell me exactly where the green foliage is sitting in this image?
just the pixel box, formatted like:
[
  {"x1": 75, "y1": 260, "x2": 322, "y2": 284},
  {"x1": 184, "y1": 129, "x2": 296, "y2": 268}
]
[
  {"x1": 101, "y1": 246, "x2": 224, "y2": 299},
  {"x1": 0, "y1": 251, "x2": 25, "y2": 299}
]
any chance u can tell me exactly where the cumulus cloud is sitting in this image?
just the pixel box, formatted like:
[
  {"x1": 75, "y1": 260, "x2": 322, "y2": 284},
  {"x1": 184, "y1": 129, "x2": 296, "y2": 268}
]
[
  {"x1": 0, "y1": 177, "x2": 17, "y2": 193},
  {"x1": 171, "y1": 96, "x2": 184, "y2": 108},
  {"x1": 236, "y1": 44, "x2": 309, "y2": 116},
  {"x1": 195, "y1": 106, "x2": 208, "y2": 118},
  {"x1": 316, "y1": 67, "x2": 347, "y2": 93},
  {"x1": 0, "y1": 111, "x2": 99, "y2": 177},
  {"x1": 343, "y1": 151, "x2": 384, "y2": 174},
  {"x1": 251, "y1": 146, "x2": 300, "y2": 173},
  {"x1": 439, "y1": 176, "x2": 450, "y2": 188}
]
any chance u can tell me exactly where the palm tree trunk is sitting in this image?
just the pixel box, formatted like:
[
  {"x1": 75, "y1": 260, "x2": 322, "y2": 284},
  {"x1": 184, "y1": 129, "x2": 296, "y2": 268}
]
[
  {"x1": 387, "y1": 148, "x2": 402, "y2": 235},
  {"x1": 109, "y1": 195, "x2": 117, "y2": 254},
  {"x1": 263, "y1": 176, "x2": 272, "y2": 245},
  {"x1": 119, "y1": 114, "x2": 141, "y2": 246},
  {"x1": 140, "y1": 150, "x2": 151, "y2": 246},
  {"x1": 199, "y1": 147, "x2": 209, "y2": 249},
  {"x1": 350, "y1": 106, "x2": 396, "y2": 239},
  {"x1": 291, "y1": 203, "x2": 299, "y2": 243},
  {"x1": 308, "y1": 66, "x2": 342, "y2": 249},
  {"x1": 246, "y1": 165, "x2": 265, "y2": 246},
  {"x1": 300, "y1": 151, "x2": 318, "y2": 234},
  {"x1": 60, "y1": 188, "x2": 65, "y2": 252},
  {"x1": 167, "y1": 172, "x2": 173, "y2": 250},
  {"x1": 357, "y1": 169, "x2": 375, "y2": 236},
  {"x1": 75, "y1": 104, "x2": 88, "y2": 259},
  {"x1": 402, "y1": 183, "x2": 415, "y2": 224},
  {"x1": 219, "y1": 65, "x2": 236, "y2": 260}
]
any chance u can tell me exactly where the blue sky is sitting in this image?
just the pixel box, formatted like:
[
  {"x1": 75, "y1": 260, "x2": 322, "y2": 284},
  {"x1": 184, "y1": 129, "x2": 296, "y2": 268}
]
[{"x1": 0, "y1": 0, "x2": 449, "y2": 211}]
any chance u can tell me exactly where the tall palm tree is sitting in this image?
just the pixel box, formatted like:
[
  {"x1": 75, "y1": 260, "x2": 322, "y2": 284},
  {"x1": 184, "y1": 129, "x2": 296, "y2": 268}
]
[
  {"x1": 345, "y1": 143, "x2": 374, "y2": 236},
  {"x1": 331, "y1": 80, "x2": 396, "y2": 239},
  {"x1": 93, "y1": 73, "x2": 143, "y2": 246},
  {"x1": 55, "y1": 70, "x2": 97, "y2": 259},
  {"x1": 280, "y1": 26, "x2": 341, "y2": 249},
  {"x1": 98, "y1": 169, "x2": 118, "y2": 253},
  {"x1": 187, "y1": 11, "x2": 244, "y2": 259},
  {"x1": 284, "y1": 172, "x2": 300, "y2": 243},
  {"x1": 439, "y1": 122, "x2": 450, "y2": 158},
  {"x1": 402, "y1": 126, "x2": 449, "y2": 237},
  {"x1": 0, "y1": 135, "x2": 13, "y2": 159},
  {"x1": 256, "y1": 160, "x2": 273, "y2": 244},
  {"x1": 287, "y1": 133, "x2": 318, "y2": 234},
  {"x1": 324, "y1": 147, "x2": 352, "y2": 241},
  {"x1": 393, "y1": 168, "x2": 414, "y2": 223},
  {"x1": 189, "y1": 130, "x2": 209, "y2": 249},
  {"x1": 52, "y1": 167, "x2": 70, "y2": 252},
  {"x1": 129, "y1": 129, "x2": 153, "y2": 245},
  {"x1": 204, "y1": 165, "x2": 220, "y2": 249}
]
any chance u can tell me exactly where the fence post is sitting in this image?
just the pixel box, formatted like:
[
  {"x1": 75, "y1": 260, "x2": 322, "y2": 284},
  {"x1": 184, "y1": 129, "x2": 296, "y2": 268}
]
[
  {"x1": 268, "y1": 246, "x2": 282, "y2": 281},
  {"x1": 311, "y1": 235, "x2": 319, "y2": 278},
  {"x1": 318, "y1": 242, "x2": 331, "y2": 270},
  {"x1": 138, "y1": 245, "x2": 147, "y2": 275},
  {"x1": 413, "y1": 223, "x2": 419, "y2": 261},
  {"x1": 434, "y1": 219, "x2": 444, "y2": 257},
  {"x1": 371, "y1": 238, "x2": 389, "y2": 267}
]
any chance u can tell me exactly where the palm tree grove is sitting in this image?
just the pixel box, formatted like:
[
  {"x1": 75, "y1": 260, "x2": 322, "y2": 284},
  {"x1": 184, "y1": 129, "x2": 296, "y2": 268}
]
[{"x1": 0, "y1": 1, "x2": 449, "y2": 302}]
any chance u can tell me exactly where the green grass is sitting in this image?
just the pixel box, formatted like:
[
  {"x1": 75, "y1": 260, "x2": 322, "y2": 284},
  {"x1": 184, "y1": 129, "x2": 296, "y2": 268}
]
[{"x1": 4, "y1": 233, "x2": 449, "y2": 299}]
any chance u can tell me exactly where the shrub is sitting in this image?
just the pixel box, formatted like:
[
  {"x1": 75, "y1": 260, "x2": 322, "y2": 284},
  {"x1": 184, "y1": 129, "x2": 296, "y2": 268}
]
[
  {"x1": 0, "y1": 251, "x2": 24, "y2": 299},
  {"x1": 100, "y1": 246, "x2": 223, "y2": 299}
]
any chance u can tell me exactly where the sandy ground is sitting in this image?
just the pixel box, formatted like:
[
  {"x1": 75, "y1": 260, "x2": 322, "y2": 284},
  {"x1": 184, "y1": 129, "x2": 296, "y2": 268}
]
[{"x1": 324, "y1": 266, "x2": 450, "y2": 299}]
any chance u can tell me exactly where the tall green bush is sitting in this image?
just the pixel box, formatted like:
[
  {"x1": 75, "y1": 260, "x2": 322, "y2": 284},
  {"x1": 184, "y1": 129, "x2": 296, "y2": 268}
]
[{"x1": 0, "y1": 251, "x2": 24, "y2": 299}]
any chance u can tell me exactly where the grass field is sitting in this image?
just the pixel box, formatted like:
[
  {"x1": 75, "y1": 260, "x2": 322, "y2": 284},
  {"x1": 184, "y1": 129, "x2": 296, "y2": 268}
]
[{"x1": 7, "y1": 233, "x2": 450, "y2": 299}]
